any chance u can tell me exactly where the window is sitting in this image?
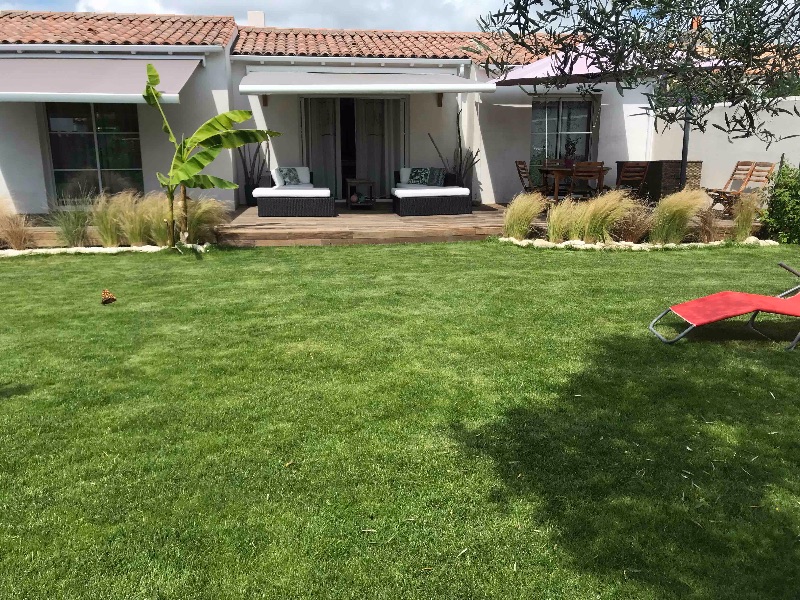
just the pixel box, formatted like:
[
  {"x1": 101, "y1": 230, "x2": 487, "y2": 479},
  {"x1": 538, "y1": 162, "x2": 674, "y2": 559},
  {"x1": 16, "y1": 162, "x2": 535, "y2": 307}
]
[
  {"x1": 46, "y1": 103, "x2": 144, "y2": 201},
  {"x1": 529, "y1": 99, "x2": 595, "y2": 186}
]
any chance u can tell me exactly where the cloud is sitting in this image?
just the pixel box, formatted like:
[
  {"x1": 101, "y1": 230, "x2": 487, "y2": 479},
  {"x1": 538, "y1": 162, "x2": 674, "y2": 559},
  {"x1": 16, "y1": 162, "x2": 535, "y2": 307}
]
[
  {"x1": 74, "y1": 0, "x2": 177, "y2": 13},
  {"x1": 69, "y1": 0, "x2": 499, "y2": 31}
]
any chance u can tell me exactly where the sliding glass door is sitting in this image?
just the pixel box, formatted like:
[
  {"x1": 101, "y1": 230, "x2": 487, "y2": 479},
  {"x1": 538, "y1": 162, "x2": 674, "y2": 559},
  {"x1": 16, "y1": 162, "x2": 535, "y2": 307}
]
[
  {"x1": 529, "y1": 99, "x2": 596, "y2": 187},
  {"x1": 303, "y1": 97, "x2": 407, "y2": 199},
  {"x1": 46, "y1": 103, "x2": 144, "y2": 202}
]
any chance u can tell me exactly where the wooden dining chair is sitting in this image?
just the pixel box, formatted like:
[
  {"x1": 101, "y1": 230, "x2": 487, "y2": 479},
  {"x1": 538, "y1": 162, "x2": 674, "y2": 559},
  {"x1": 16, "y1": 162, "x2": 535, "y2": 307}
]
[
  {"x1": 515, "y1": 161, "x2": 535, "y2": 193},
  {"x1": 569, "y1": 162, "x2": 605, "y2": 198},
  {"x1": 615, "y1": 161, "x2": 650, "y2": 196}
]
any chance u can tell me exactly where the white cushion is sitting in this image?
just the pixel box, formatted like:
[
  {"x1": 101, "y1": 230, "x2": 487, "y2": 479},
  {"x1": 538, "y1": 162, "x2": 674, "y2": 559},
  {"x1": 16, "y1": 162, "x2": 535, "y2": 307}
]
[
  {"x1": 270, "y1": 168, "x2": 284, "y2": 187},
  {"x1": 399, "y1": 167, "x2": 412, "y2": 184},
  {"x1": 391, "y1": 186, "x2": 470, "y2": 198},
  {"x1": 396, "y1": 183, "x2": 434, "y2": 189},
  {"x1": 253, "y1": 186, "x2": 331, "y2": 198}
]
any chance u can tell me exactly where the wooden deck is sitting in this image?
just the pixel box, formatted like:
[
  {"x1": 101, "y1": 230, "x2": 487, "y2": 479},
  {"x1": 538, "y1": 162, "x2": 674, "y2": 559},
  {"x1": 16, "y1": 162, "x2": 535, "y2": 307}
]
[{"x1": 216, "y1": 203, "x2": 506, "y2": 247}]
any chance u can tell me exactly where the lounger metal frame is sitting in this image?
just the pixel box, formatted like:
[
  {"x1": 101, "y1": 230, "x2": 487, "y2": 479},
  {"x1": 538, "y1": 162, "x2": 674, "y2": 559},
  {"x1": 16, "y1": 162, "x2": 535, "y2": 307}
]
[{"x1": 649, "y1": 263, "x2": 800, "y2": 350}]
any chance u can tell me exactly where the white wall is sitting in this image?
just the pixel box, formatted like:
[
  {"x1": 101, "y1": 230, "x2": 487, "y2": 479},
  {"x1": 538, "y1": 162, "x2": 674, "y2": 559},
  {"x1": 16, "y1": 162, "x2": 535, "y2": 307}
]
[
  {"x1": 139, "y1": 50, "x2": 236, "y2": 207},
  {"x1": 471, "y1": 77, "x2": 656, "y2": 205},
  {"x1": 230, "y1": 62, "x2": 304, "y2": 204},
  {"x1": 0, "y1": 103, "x2": 49, "y2": 214},
  {"x1": 651, "y1": 99, "x2": 800, "y2": 187},
  {"x1": 409, "y1": 92, "x2": 459, "y2": 171}
]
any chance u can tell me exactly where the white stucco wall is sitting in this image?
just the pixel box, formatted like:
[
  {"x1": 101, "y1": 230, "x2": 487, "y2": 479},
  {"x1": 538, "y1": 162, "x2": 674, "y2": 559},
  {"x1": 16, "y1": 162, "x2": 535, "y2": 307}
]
[
  {"x1": 650, "y1": 99, "x2": 800, "y2": 187},
  {"x1": 471, "y1": 76, "x2": 656, "y2": 205},
  {"x1": 139, "y1": 51, "x2": 235, "y2": 207},
  {"x1": 409, "y1": 92, "x2": 459, "y2": 170},
  {"x1": 0, "y1": 102, "x2": 49, "y2": 214}
]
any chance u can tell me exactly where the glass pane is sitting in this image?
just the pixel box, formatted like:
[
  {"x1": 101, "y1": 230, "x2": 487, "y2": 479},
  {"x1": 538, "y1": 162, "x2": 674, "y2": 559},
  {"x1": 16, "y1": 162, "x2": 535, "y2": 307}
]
[
  {"x1": 101, "y1": 170, "x2": 144, "y2": 194},
  {"x1": 54, "y1": 171, "x2": 99, "y2": 200},
  {"x1": 530, "y1": 133, "x2": 558, "y2": 187},
  {"x1": 47, "y1": 103, "x2": 92, "y2": 133},
  {"x1": 98, "y1": 134, "x2": 142, "y2": 169},
  {"x1": 531, "y1": 102, "x2": 558, "y2": 136},
  {"x1": 556, "y1": 133, "x2": 591, "y2": 162},
  {"x1": 560, "y1": 101, "x2": 592, "y2": 133},
  {"x1": 49, "y1": 133, "x2": 97, "y2": 169},
  {"x1": 95, "y1": 104, "x2": 140, "y2": 133}
]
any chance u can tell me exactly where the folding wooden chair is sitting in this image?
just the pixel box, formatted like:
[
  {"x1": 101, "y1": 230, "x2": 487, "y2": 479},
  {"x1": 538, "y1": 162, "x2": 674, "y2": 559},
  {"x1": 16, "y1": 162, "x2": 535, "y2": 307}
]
[
  {"x1": 515, "y1": 161, "x2": 535, "y2": 193},
  {"x1": 616, "y1": 161, "x2": 650, "y2": 197},
  {"x1": 569, "y1": 162, "x2": 605, "y2": 198},
  {"x1": 706, "y1": 161, "x2": 754, "y2": 213}
]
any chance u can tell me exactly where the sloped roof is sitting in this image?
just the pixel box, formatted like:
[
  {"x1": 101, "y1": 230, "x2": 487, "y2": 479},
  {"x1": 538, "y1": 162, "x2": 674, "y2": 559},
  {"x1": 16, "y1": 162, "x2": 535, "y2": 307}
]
[
  {"x1": 0, "y1": 11, "x2": 237, "y2": 46},
  {"x1": 233, "y1": 27, "x2": 545, "y2": 64}
]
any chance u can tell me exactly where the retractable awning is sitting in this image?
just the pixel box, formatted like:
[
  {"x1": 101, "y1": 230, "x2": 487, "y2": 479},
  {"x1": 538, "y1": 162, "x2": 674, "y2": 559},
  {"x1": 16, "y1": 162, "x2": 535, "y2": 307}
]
[
  {"x1": 239, "y1": 71, "x2": 496, "y2": 95},
  {"x1": 0, "y1": 58, "x2": 201, "y2": 103}
]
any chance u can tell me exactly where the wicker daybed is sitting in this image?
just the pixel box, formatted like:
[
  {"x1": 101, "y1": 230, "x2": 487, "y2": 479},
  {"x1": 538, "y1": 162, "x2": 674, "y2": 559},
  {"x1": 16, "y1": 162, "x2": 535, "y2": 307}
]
[
  {"x1": 391, "y1": 168, "x2": 472, "y2": 216},
  {"x1": 253, "y1": 167, "x2": 335, "y2": 217}
]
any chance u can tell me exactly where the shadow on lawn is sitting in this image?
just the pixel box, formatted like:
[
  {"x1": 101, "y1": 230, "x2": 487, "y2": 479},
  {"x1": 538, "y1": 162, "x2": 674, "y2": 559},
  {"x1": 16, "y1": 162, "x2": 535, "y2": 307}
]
[
  {"x1": 0, "y1": 382, "x2": 32, "y2": 400},
  {"x1": 453, "y1": 334, "x2": 800, "y2": 598}
]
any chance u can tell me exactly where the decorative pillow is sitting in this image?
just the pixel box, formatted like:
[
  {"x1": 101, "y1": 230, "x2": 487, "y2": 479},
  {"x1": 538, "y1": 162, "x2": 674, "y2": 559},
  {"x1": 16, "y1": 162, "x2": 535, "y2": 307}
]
[
  {"x1": 399, "y1": 167, "x2": 412, "y2": 184},
  {"x1": 270, "y1": 168, "x2": 284, "y2": 187},
  {"x1": 427, "y1": 167, "x2": 446, "y2": 187},
  {"x1": 408, "y1": 167, "x2": 430, "y2": 185},
  {"x1": 295, "y1": 167, "x2": 311, "y2": 184},
  {"x1": 278, "y1": 167, "x2": 302, "y2": 186}
]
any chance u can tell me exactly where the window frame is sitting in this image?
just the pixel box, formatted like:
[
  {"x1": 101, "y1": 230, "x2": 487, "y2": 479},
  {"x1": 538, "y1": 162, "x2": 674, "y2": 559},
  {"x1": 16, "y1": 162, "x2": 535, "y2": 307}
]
[{"x1": 45, "y1": 102, "x2": 144, "y2": 203}]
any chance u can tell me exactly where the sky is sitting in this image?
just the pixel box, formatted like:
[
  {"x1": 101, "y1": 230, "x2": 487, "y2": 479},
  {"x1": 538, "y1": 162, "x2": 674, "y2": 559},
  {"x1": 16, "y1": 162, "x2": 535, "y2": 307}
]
[{"x1": 0, "y1": 0, "x2": 502, "y2": 31}]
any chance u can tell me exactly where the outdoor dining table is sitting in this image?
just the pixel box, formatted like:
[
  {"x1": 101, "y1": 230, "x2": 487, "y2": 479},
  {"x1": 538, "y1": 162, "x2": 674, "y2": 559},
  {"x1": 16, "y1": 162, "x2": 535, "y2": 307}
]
[{"x1": 538, "y1": 165, "x2": 611, "y2": 202}]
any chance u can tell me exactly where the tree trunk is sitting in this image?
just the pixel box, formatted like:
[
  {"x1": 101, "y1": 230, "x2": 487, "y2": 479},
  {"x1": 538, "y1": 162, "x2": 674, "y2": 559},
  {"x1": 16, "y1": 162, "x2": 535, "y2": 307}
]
[
  {"x1": 166, "y1": 188, "x2": 176, "y2": 248},
  {"x1": 178, "y1": 184, "x2": 189, "y2": 244},
  {"x1": 680, "y1": 105, "x2": 691, "y2": 189}
]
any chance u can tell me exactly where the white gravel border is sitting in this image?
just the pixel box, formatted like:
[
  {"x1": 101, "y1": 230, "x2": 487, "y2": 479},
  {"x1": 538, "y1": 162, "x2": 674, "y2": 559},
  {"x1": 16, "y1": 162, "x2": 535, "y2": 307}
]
[
  {"x1": 499, "y1": 236, "x2": 780, "y2": 250},
  {"x1": 0, "y1": 243, "x2": 211, "y2": 259}
]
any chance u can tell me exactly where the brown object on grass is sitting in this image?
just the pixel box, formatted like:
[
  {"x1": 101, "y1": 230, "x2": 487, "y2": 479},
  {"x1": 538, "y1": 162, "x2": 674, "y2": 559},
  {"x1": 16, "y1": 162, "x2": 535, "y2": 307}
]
[{"x1": 101, "y1": 289, "x2": 117, "y2": 305}]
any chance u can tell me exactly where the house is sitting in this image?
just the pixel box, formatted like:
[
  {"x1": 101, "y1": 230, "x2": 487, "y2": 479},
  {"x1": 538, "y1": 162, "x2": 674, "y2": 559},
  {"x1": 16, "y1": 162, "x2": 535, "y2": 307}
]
[{"x1": 1, "y1": 9, "x2": 797, "y2": 215}]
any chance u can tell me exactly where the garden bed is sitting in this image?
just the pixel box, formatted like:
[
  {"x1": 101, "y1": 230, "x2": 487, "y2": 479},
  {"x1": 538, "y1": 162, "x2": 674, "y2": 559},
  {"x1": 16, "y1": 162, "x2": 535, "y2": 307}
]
[{"x1": 500, "y1": 235, "x2": 779, "y2": 250}]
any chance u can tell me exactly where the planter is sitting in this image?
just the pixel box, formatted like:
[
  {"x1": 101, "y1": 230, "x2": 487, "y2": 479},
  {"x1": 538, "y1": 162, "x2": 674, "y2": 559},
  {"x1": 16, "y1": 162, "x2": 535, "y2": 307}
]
[{"x1": 245, "y1": 183, "x2": 258, "y2": 207}]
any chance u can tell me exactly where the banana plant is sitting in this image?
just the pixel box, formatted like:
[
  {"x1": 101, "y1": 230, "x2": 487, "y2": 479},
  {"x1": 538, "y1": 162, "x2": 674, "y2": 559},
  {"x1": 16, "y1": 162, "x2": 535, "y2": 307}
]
[{"x1": 143, "y1": 64, "x2": 279, "y2": 246}]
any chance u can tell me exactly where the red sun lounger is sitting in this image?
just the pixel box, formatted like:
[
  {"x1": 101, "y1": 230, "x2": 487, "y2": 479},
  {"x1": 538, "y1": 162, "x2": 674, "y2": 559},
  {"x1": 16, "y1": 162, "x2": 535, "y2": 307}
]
[{"x1": 650, "y1": 263, "x2": 800, "y2": 350}]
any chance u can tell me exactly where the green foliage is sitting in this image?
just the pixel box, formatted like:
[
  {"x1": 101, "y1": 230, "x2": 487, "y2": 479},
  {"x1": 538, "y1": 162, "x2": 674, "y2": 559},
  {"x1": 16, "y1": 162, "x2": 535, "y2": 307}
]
[
  {"x1": 762, "y1": 164, "x2": 800, "y2": 244},
  {"x1": 503, "y1": 192, "x2": 546, "y2": 239},
  {"x1": 91, "y1": 194, "x2": 122, "y2": 247},
  {"x1": 732, "y1": 192, "x2": 764, "y2": 242},
  {"x1": 547, "y1": 199, "x2": 582, "y2": 242},
  {"x1": 49, "y1": 208, "x2": 90, "y2": 247},
  {"x1": 650, "y1": 190, "x2": 708, "y2": 244},
  {"x1": 143, "y1": 64, "x2": 280, "y2": 245}
]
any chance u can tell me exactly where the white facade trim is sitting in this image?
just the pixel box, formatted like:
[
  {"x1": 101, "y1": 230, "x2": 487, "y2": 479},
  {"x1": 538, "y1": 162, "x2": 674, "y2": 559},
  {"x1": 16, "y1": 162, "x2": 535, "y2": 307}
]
[{"x1": 0, "y1": 43, "x2": 223, "y2": 54}]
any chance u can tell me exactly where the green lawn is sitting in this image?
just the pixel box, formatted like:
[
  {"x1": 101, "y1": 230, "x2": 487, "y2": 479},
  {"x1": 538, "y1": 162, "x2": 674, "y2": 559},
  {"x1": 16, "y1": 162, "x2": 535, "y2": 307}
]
[{"x1": 1, "y1": 242, "x2": 800, "y2": 599}]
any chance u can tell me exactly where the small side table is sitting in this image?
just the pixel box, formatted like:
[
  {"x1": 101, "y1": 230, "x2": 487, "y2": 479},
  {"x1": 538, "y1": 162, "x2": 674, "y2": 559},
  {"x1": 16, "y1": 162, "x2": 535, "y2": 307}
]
[{"x1": 345, "y1": 178, "x2": 376, "y2": 209}]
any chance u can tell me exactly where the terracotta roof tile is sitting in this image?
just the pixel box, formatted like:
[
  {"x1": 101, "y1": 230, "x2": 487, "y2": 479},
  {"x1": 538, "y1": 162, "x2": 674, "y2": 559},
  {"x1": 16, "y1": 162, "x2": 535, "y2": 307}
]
[
  {"x1": 0, "y1": 11, "x2": 237, "y2": 46},
  {"x1": 233, "y1": 27, "x2": 545, "y2": 64}
]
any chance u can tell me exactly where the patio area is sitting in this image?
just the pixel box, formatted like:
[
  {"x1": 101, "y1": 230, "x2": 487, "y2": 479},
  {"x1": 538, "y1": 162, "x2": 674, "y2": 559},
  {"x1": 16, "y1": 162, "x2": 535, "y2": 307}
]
[{"x1": 217, "y1": 203, "x2": 506, "y2": 247}]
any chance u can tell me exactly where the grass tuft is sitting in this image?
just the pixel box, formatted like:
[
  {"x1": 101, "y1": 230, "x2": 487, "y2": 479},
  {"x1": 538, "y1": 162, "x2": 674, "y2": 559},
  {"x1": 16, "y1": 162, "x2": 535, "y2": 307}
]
[
  {"x1": 0, "y1": 205, "x2": 32, "y2": 250},
  {"x1": 547, "y1": 199, "x2": 583, "y2": 243},
  {"x1": 732, "y1": 192, "x2": 764, "y2": 242},
  {"x1": 611, "y1": 201, "x2": 652, "y2": 243},
  {"x1": 49, "y1": 208, "x2": 91, "y2": 247},
  {"x1": 503, "y1": 192, "x2": 546, "y2": 239},
  {"x1": 115, "y1": 191, "x2": 150, "y2": 247},
  {"x1": 186, "y1": 197, "x2": 229, "y2": 245},
  {"x1": 91, "y1": 194, "x2": 123, "y2": 247},
  {"x1": 141, "y1": 192, "x2": 172, "y2": 247},
  {"x1": 580, "y1": 191, "x2": 635, "y2": 243},
  {"x1": 650, "y1": 189, "x2": 709, "y2": 244}
]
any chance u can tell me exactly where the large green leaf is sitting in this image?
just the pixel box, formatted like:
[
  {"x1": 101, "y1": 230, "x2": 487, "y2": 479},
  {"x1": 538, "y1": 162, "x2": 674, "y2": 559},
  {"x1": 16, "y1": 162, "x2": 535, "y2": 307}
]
[
  {"x1": 169, "y1": 146, "x2": 223, "y2": 184},
  {"x1": 200, "y1": 129, "x2": 277, "y2": 150},
  {"x1": 146, "y1": 63, "x2": 161, "y2": 87},
  {"x1": 142, "y1": 64, "x2": 176, "y2": 144},
  {"x1": 187, "y1": 111, "x2": 257, "y2": 148},
  {"x1": 183, "y1": 174, "x2": 239, "y2": 190}
]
